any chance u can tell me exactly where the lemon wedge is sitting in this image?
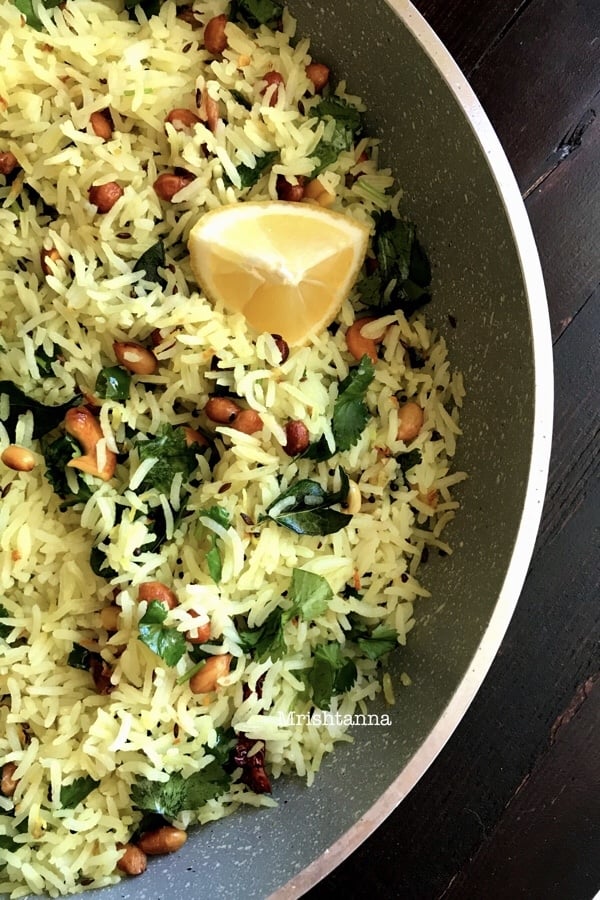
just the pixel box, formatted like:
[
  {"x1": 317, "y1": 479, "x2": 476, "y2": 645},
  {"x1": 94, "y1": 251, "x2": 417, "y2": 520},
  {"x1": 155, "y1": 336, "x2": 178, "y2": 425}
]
[{"x1": 187, "y1": 201, "x2": 370, "y2": 346}]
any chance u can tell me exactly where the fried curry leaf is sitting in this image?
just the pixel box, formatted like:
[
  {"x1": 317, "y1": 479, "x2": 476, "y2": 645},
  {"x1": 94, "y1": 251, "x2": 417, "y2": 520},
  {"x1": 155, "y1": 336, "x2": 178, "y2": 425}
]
[
  {"x1": 0, "y1": 604, "x2": 12, "y2": 641},
  {"x1": 133, "y1": 239, "x2": 167, "y2": 289},
  {"x1": 131, "y1": 766, "x2": 229, "y2": 818},
  {"x1": 138, "y1": 600, "x2": 186, "y2": 667},
  {"x1": 60, "y1": 776, "x2": 99, "y2": 809},
  {"x1": 262, "y1": 469, "x2": 351, "y2": 536},
  {"x1": 307, "y1": 642, "x2": 357, "y2": 710},
  {"x1": 135, "y1": 424, "x2": 199, "y2": 495},
  {"x1": 0, "y1": 380, "x2": 78, "y2": 440},
  {"x1": 332, "y1": 354, "x2": 374, "y2": 451},
  {"x1": 230, "y1": 0, "x2": 283, "y2": 28}
]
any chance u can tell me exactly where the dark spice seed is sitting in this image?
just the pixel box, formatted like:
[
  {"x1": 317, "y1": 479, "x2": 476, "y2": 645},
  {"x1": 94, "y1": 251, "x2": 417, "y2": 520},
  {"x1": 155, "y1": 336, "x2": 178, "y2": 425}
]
[
  {"x1": 448, "y1": 314, "x2": 457, "y2": 328},
  {"x1": 400, "y1": 573, "x2": 408, "y2": 583}
]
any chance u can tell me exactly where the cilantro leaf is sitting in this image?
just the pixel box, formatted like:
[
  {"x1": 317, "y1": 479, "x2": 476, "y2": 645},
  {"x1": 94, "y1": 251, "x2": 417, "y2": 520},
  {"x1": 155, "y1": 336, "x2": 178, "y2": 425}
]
[
  {"x1": 133, "y1": 239, "x2": 167, "y2": 289},
  {"x1": 135, "y1": 424, "x2": 199, "y2": 495},
  {"x1": 230, "y1": 0, "x2": 283, "y2": 28},
  {"x1": 0, "y1": 835, "x2": 18, "y2": 853},
  {"x1": 237, "y1": 607, "x2": 287, "y2": 663},
  {"x1": 12, "y1": 0, "x2": 61, "y2": 30},
  {"x1": 228, "y1": 150, "x2": 279, "y2": 189},
  {"x1": 199, "y1": 506, "x2": 230, "y2": 584},
  {"x1": 262, "y1": 469, "x2": 351, "y2": 536},
  {"x1": 0, "y1": 380, "x2": 79, "y2": 441},
  {"x1": 356, "y1": 624, "x2": 398, "y2": 660},
  {"x1": 89, "y1": 544, "x2": 118, "y2": 580},
  {"x1": 43, "y1": 433, "x2": 94, "y2": 503},
  {"x1": 307, "y1": 642, "x2": 357, "y2": 710},
  {"x1": 138, "y1": 600, "x2": 186, "y2": 666},
  {"x1": 131, "y1": 767, "x2": 229, "y2": 819},
  {"x1": 124, "y1": 0, "x2": 164, "y2": 19},
  {"x1": 288, "y1": 568, "x2": 332, "y2": 620},
  {"x1": 332, "y1": 354, "x2": 375, "y2": 451},
  {"x1": 310, "y1": 97, "x2": 363, "y2": 177},
  {"x1": 0, "y1": 604, "x2": 12, "y2": 641},
  {"x1": 60, "y1": 776, "x2": 99, "y2": 809},
  {"x1": 35, "y1": 342, "x2": 61, "y2": 377}
]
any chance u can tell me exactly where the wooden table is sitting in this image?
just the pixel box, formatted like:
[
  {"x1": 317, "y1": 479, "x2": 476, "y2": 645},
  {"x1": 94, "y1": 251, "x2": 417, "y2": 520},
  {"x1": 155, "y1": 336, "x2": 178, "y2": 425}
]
[{"x1": 309, "y1": 2, "x2": 600, "y2": 897}]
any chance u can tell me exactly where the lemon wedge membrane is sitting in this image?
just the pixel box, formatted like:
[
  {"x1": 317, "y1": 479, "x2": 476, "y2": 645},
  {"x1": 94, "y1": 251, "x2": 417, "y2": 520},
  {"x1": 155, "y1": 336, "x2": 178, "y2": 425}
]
[{"x1": 188, "y1": 201, "x2": 370, "y2": 346}]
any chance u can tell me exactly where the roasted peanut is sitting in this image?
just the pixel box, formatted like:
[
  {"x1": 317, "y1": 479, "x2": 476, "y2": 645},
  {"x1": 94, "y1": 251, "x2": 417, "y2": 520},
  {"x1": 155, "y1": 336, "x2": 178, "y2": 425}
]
[
  {"x1": 205, "y1": 397, "x2": 241, "y2": 424},
  {"x1": 185, "y1": 609, "x2": 211, "y2": 645},
  {"x1": 176, "y1": 6, "x2": 202, "y2": 27},
  {"x1": 1, "y1": 444, "x2": 36, "y2": 472},
  {"x1": 276, "y1": 174, "x2": 305, "y2": 202},
  {"x1": 1, "y1": 762, "x2": 18, "y2": 797},
  {"x1": 113, "y1": 341, "x2": 158, "y2": 376},
  {"x1": 153, "y1": 171, "x2": 195, "y2": 202},
  {"x1": 100, "y1": 605, "x2": 120, "y2": 632},
  {"x1": 197, "y1": 88, "x2": 219, "y2": 133},
  {"x1": 189, "y1": 653, "x2": 232, "y2": 693},
  {"x1": 232, "y1": 409, "x2": 263, "y2": 435},
  {"x1": 150, "y1": 327, "x2": 176, "y2": 348},
  {"x1": 64, "y1": 407, "x2": 117, "y2": 481},
  {"x1": 305, "y1": 62, "x2": 330, "y2": 92},
  {"x1": 137, "y1": 826, "x2": 187, "y2": 856},
  {"x1": 261, "y1": 71, "x2": 283, "y2": 106},
  {"x1": 90, "y1": 110, "x2": 113, "y2": 141},
  {"x1": 345, "y1": 316, "x2": 385, "y2": 364},
  {"x1": 303, "y1": 177, "x2": 335, "y2": 208},
  {"x1": 204, "y1": 13, "x2": 228, "y2": 54},
  {"x1": 138, "y1": 581, "x2": 178, "y2": 610},
  {"x1": 344, "y1": 479, "x2": 362, "y2": 515},
  {"x1": 89, "y1": 656, "x2": 114, "y2": 694},
  {"x1": 271, "y1": 334, "x2": 289, "y2": 363},
  {"x1": 117, "y1": 843, "x2": 147, "y2": 876},
  {"x1": 0, "y1": 152, "x2": 18, "y2": 175},
  {"x1": 284, "y1": 421, "x2": 309, "y2": 456},
  {"x1": 164, "y1": 108, "x2": 201, "y2": 132},
  {"x1": 88, "y1": 182, "x2": 123, "y2": 214},
  {"x1": 40, "y1": 246, "x2": 62, "y2": 277},
  {"x1": 183, "y1": 426, "x2": 209, "y2": 448},
  {"x1": 396, "y1": 401, "x2": 424, "y2": 442}
]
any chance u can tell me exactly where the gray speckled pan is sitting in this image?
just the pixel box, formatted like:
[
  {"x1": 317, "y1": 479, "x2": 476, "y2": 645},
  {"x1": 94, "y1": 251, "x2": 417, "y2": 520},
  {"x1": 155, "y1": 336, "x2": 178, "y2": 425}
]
[{"x1": 48, "y1": 1, "x2": 553, "y2": 897}]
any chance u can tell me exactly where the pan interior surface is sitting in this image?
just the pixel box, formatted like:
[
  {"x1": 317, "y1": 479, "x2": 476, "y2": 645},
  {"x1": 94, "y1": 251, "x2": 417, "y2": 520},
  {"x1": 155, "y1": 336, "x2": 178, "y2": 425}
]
[{"x1": 8, "y1": 2, "x2": 551, "y2": 898}]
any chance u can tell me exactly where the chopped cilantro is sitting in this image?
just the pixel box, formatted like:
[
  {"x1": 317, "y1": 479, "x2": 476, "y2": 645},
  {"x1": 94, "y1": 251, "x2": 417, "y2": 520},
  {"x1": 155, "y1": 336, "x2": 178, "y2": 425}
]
[
  {"x1": 198, "y1": 506, "x2": 231, "y2": 584},
  {"x1": 310, "y1": 97, "x2": 363, "y2": 177},
  {"x1": 332, "y1": 354, "x2": 375, "y2": 451},
  {"x1": 35, "y1": 342, "x2": 61, "y2": 377},
  {"x1": 60, "y1": 776, "x2": 99, "y2": 809},
  {"x1": 138, "y1": 600, "x2": 186, "y2": 667},
  {"x1": 0, "y1": 380, "x2": 78, "y2": 441},
  {"x1": 12, "y1": 0, "x2": 61, "y2": 31},
  {"x1": 307, "y1": 642, "x2": 357, "y2": 710},
  {"x1": 131, "y1": 766, "x2": 229, "y2": 818},
  {"x1": 230, "y1": 0, "x2": 283, "y2": 28},
  {"x1": 135, "y1": 424, "x2": 200, "y2": 495},
  {"x1": 228, "y1": 150, "x2": 279, "y2": 189},
  {"x1": 262, "y1": 468, "x2": 351, "y2": 536},
  {"x1": 0, "y1": 835, "x2": 18, "y2": 854}
]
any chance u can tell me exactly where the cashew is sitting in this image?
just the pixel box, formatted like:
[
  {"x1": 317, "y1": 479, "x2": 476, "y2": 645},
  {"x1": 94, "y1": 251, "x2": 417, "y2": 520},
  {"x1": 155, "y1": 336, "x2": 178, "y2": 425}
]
[
  {"x1": 137, "y1": 826, "x2": 187, "y2": 855},
  {"x1": 189, "y1": 654, "x2": 232, "y2": 693},
  {"x1": 1, "y1": 444, "x2": 36, "y2": 472},
  {"x1": 396, "y1": 401, "x2": 424, "y2": 443},
  {"x1": 345, "y1": 316, "x2": 385, "y2": 364},
  {"x1": 113, "y1": 341, "x2": 158, "y2": 376},
  {"x1": 64, "y1": 407, "x2": 116, "y2": 481}
]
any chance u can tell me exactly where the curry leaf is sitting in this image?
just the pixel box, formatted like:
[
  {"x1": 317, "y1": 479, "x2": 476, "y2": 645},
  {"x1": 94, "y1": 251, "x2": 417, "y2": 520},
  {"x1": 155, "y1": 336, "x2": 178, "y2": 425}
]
[
  {"x1": 133, "y1": 239, "x2": 167, "y2": 289},
  {"x1": 263, "y1": 469, "x2": 351, "y2": 536},
  {"x1": 60, "y1": 776, "x2": 99, "y2": 809}
]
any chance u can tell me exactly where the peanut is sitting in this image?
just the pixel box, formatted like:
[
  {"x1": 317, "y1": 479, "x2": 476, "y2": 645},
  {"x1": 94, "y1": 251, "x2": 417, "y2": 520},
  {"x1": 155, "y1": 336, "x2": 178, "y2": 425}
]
[
  {"x1": 64, "y1": 407, "x2": 117, "y2": 481},
  {"x1": 189, "y1": 653, "x2": 232, "y2": 693},
  {"x1": 113, "y1": 341, "x2": 158, "y2": 376},
  {"x1": 204, "y1": 13, "x2": 228, "y2": 54},
  {"x1": 276, "y1": 174, "x2": 305, "y2": 202},
  {"x1": 345, "y1": 316, "x2": 385, "y2": 364},
  {"x1": 284, "y1": 421, "x2": 309, "y2": 456},
  {"x1": 305, "y1": 62, "x2": 330, "y2": 92},
  {"x1": 185, "y1": 609, "x2": 211, "y2": 644},
  {"x1": 153, "y1": 171, "x2": 195, "y2": 202},
  {"x1": 40, "y1": 246, "x2": 62, "y2": 277},
  {"x1": 165, "y1": 108, "x2": 201, "y2": 132},
  {"x1": 205, "y1": 397, "x2": 241, "y2": 424},
  {"x1": 232, "y1": 409, "x2": 263, "y2": 435},
  {"x1": 90, "y1": 109, "x2": 113, "y2": 141},
  {"x1": 0, "y1": 152, "x2": 18, "y2": 175},
  {"x1": 271, "y1": 334, "x2": 289, "y2": 363},
  {"x1": 183, "y1": 426, "x2": 209, "y2": 448},
  {"x1": 396, "y1": 401, "x2": 424, "y2": 442},
  {"x1": 197, "y1": 88, "x2": 219, "y2": 133},
  {"x1": 261, "y1": 71, "x2": 283, "y2": 106},
  {"x1": 138, "y1": 581, "x2": 178, "y2": 611},
  {"x1": 1, "y1": 762, "x2": 18, "y2": 797},
  {"x1": 137, "y1": 826, "x2": 187, "y2": 856},
  {"x1": 176, "y1": 7, "x2": 201, "y2": 27},
  {"x1": 1, "y1": 444, "x2": 36, "y2": 472},
  {"x1": 100, "y1": 605, "x2": 120, "y2": 632},
  {"x1": 117, "y1": 843, "x2": 147, "y2": 876},
  {"x1": 88, "y1": 182, "x2": 123, "y2": 214}
]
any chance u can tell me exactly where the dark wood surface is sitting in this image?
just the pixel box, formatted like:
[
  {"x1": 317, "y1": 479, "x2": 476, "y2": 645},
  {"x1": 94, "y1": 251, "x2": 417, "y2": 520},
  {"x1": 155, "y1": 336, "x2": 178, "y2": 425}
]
[{"x1": 308, "y1": 1, "x2": 600, "y2": 898}]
